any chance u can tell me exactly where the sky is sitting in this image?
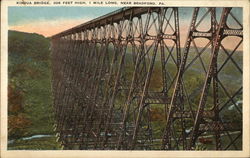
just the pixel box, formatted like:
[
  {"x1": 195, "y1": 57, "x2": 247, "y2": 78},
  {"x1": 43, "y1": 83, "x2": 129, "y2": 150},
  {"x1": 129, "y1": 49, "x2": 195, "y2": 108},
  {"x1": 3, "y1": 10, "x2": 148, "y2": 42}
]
[
  {"x1": 8, "y1": 7, "x2": 121, "y2": 37},
  {"x1": 8, "y1": 7, "x2": 242, "y2": 49}
]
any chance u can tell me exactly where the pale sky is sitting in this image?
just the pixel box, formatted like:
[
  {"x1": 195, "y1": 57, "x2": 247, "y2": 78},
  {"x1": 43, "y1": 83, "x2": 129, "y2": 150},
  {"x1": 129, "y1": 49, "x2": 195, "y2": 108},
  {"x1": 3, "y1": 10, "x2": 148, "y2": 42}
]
[{"x1": 8, "y1": 7, "x2": 121, "y2": 37}]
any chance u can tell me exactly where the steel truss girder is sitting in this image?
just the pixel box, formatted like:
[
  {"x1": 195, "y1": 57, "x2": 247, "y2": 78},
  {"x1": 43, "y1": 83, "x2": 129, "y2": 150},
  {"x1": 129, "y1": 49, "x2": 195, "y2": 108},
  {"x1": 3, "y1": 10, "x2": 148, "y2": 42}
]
[{"x1": 51, "y1": 7, "x2": 243, "y2": 150}]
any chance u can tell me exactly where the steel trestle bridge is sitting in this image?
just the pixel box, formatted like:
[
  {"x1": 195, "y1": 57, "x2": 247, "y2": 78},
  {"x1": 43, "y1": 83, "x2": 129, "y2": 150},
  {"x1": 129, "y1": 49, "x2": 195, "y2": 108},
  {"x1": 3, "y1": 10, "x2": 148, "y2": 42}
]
[{"x1": 51, "y1": 7, "x2": 243, "y2": 150}]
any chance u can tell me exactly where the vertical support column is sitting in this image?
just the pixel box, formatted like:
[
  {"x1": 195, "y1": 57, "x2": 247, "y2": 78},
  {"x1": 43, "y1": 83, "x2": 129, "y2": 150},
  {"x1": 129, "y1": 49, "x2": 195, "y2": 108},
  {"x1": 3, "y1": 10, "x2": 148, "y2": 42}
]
[
  {"x1": 188, "y1": 7, "x2": 231, "y2": 149},
  {"x1": 130, "y1": 8, "x2": 161, "y2": 150},
  {"x1": 117, "y1": 8, "x2": 151, "y2": 150},
  {"x1": 101, "y1": 10, "x2": 134, "y2": 148},
  {"x1": 161, "y1": 7, "x2": 200, "y2": 150},
  {"x1": 210, "y1": 8, "x2": 221, "y2": 150}
]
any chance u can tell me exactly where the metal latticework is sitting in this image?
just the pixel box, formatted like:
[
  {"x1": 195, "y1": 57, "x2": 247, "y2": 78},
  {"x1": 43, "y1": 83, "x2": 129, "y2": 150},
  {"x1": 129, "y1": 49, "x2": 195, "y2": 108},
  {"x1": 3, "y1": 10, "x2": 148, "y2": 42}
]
[{"x1": 51, "y1": 7, "x2": 243, "y2": 150}]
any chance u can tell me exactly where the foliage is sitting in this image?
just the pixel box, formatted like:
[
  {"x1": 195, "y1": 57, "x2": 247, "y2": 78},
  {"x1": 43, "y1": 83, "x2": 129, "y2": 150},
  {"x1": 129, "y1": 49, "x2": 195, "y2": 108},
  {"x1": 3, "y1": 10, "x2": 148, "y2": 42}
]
[
  {"x1": 8, "y1": 114, "x2": 32, "y2": 139},
  {"x1": 8, "y1": 80, "x2": 32, "y2": 139},
  {"x1": 8, "y1": 30, "x2": 60, "y2": 149}
]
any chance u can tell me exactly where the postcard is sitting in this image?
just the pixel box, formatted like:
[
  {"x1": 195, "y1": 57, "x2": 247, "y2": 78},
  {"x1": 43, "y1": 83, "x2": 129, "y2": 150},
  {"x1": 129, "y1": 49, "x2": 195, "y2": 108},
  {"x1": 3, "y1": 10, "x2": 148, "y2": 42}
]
[{"x1": 1, "y1": 0, "x2": 250, "y2": 157}]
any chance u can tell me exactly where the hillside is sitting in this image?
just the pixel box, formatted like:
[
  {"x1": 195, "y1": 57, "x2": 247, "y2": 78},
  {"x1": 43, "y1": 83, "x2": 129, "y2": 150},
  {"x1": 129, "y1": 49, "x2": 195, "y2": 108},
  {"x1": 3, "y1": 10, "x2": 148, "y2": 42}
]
[{"x1": 8, "y1": 30, "x2": 60, "y2": 149}]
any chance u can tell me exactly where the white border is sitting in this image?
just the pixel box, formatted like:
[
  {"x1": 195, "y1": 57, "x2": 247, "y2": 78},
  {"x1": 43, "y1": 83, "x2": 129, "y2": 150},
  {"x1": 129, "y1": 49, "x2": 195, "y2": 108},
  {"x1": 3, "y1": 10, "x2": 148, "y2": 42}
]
[{"x1": 1, "y1": 0, "x2": 250, "y2": 157}]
